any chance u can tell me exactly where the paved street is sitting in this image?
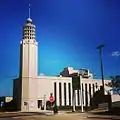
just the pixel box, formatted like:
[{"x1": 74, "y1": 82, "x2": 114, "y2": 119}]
[
  {"x1": 0, "y1": 111, "x2": 120, "y2": 120},
  {"x1": 12, "y1": 112, "x2": 120, "y2": 120},
  {"x1": 0, "y1": 118, "x2": 14, "y2": 120}
]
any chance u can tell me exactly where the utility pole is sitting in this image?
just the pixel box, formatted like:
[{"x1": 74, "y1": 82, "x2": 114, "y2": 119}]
[{"x1": 97, "y1": 44, "x2": 105, "y2": 92}]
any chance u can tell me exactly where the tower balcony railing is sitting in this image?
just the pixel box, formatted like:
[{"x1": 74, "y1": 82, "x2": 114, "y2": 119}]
[{"x1": 24, "y1": 29, "x2": 35, "y2": 32}]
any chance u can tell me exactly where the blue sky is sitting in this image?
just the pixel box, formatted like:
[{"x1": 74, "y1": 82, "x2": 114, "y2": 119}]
[{"x1": 0, "y1": 0, "x2": 120, "y2": 96}]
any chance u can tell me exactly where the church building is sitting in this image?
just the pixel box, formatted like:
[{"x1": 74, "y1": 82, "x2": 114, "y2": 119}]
[{"x1": 13, "y1": 10, "x2": 111, "y2": 112}]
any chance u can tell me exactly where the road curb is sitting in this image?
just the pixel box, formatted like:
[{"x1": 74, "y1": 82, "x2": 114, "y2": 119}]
[{"x1": 87, "y1": 115, "x2": 120, "y2": 120}]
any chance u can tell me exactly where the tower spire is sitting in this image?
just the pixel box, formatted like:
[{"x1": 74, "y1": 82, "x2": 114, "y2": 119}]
[
  {"x1": 29, "y1": 4, "x2": 31, "y2": 18},
  {"x1": 26, "y1": 4, "x2": 32, "y2": 23}
]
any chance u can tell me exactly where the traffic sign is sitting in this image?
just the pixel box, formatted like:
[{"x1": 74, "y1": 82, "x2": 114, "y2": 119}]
[{"x1": 49, "y1": 96, "x2": 54, "y2": 103}]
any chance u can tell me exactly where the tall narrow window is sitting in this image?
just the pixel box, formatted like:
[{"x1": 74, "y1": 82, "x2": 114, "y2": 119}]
[
  {"x1": 68, "y1": 83, "x2": 71, "y2": 106},
  {"x1": 59, "y1": 83, "x2": 62, "y2": 106},
  {"x1": 93, "y1": 84, "x2": 95, "y2": 94},
  {"x1": 38, "y1": 100, "x2": 42, "y2": 108},
  {"x1": 85, "y1": 84, "x2": 88, "y2": 107},
  {"x1": 82, "y1": 83, "x2": 84, "y2": 105},
  {"x1": 64, "y1": 83, "x2": 66, "y2": 106},
  {"x1": 54, "y1": 82, "x2": 57, "y2": 105},
  {"x1": 89, "y1": 84, "x2": 92, "y2": 104},
  {"x1": 77, "y1": 89, "x2": 80, "y2": 105}
]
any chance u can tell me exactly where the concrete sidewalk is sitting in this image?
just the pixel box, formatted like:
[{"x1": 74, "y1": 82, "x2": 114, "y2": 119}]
[{"x1": 87, "y1": 115, "x2": 120, "y2": 120}]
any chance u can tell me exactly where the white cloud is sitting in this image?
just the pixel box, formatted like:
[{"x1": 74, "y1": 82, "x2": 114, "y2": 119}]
[
  {"x1": 39, "y1": 73, "x2": 45, "y2": 76},
  {"x1": 111, "y1": 51, "x2": 120, "y2": 57}
]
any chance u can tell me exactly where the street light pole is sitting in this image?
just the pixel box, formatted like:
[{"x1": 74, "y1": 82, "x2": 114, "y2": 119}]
[{"x1": 97, "y1": 44, "x2": 105, "y2": 92}]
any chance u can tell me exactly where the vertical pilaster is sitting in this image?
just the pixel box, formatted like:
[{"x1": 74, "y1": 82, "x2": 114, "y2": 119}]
[
  {"x1": 61, "y1": 82, "x2": 64, "y2": 106},
  {"x1": 87, "y1": 84, "x2": 90, "y2": 106},
  {"x1": 75, "y1": 90, "x2": 78, "y2": 106},
  {"x1": 77, "y1": 89, "x2": 80, "y2": 106},
  {"x1": 83, "y1": 84, "x2": 85, "y2": 106},
  {"x1": 56, "y1": 82, "x2": 59, "y2": 106},
  {"x1": 79, "y1": 89, "x2": 81, "y2": 106},
  {"x1": 71, "y1": 83, "x2": 73, "y2": 106}
]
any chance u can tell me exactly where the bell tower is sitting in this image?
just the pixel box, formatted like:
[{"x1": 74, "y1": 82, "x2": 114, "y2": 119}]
[
  {"x1": 18, "y1": 4, "x2": 38, "y2": 112},
  {"x1": 19, "y1": 5, "x2": 38, "y2": 78}
]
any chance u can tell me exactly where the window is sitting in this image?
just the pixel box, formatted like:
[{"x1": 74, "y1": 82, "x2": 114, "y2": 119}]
[
  {"x1": 59, "y1": 83, "x2": 62, "y2": 106},
  {"x1": 89, "y1": 84, "x2": 92, "y2": 101},
  {"x1": 82, "y1": 83, "x2": 84, "y2": 105},
  {"x1": 93, "y1": 84, "x2": 95, "y2": 94},
  {"x1": 38, "y1": 100, "x2": 42, "y2": 108},
  {"x1": 77, "y1": 89, "x2": 80, "y2": 105},
  {"x1": 64, "y1": 83, "x2": 66, "y2": 106},
  {"x1": 68, "y1": 83, "x2": 71, "y2": 105},
  {"x1": 85, "y1": 84, "x2": 88, "y2": 107},
  {"x1": 54, "y1": 82, "x2": 57, "y2": 105}
]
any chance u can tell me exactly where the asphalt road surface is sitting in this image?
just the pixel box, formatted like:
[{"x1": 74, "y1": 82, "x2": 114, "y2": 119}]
[{"x1": 0, "y1": 118, "x2": 14, "y2": 120}]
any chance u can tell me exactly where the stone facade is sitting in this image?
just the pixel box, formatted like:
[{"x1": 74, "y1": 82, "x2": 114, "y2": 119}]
[{"x1": 13, "y1": 16, "x2": 111, "y2": 112}]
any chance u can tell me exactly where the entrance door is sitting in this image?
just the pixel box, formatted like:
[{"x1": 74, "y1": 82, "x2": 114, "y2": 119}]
[{"x1": 38, "y1": 100, "x2": 42, "y2": 109}]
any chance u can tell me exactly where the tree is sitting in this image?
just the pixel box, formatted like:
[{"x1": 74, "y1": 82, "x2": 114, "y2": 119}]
[{"x1": 107, "y1": 75, "x2": 120, "y2": 95}]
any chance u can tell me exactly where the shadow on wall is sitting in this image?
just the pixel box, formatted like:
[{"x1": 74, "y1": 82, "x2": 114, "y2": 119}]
[
  {"x1": 0, "y1": 100, "x2": 17, "y2": 112},
  {"x1": 112, "y1": 101, "x2": 120, "y2": 107},
  {"x1": 89, "y1": 102, "x2": 120, "y2": 116},
  {"x1": 90, "y1": 86, "x2": 112, "y2": 110},
  {"x1": 111, "y1": 107, "x2": 120, "y2": 116},
  {"x1": 46, "y1": 100, "x2": 55, "y2": 110}
]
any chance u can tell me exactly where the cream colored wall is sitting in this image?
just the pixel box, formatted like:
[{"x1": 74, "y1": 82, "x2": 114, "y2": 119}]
[
  {"x1": 21, "y1": 78, "x2": 29, "y2": 99},
  {"x1": 28, "y1": 42, "x2": 38, "y2": 77},
  {"x1": 37, "y1": 76, "x2": 72, "y2": 102},
  {"x1": 20, "y1": 76, "x2": 72, "y2": 111},
  {"x1": 21, "y1": 77, "x2": 38, "y2": 112},
  {"x1": 21, "y1": 43, "x2": 29, "y2": 77},
  {"x1": 28, "y1": 78, "x2": 38, "y2": 111},
  {"x1": 21, "y1": 40, "x2": 38, "y2": 78},
  {"x1": 20, "y1": 37, "x2": 38, "y2": 111},
  {"x1": 37, "y1": 77, "x2": 54, "y2": 100},
  {"x1": 20, "y1": 75, "x2": 112, "y2": 111},
  {"x1": 36, "y1": 76, "x2": 110, "y2": 107},
  {"x1": 21, "y1": 77, "x2": 29, "y2": 112}
]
